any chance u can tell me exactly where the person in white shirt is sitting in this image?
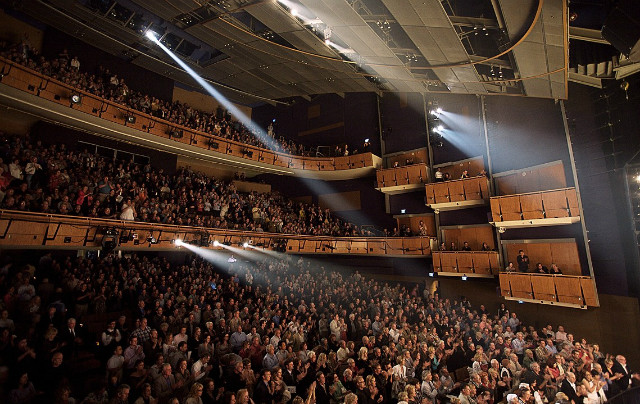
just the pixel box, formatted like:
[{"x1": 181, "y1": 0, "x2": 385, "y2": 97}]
[{"x1": 192, "y1": 353, "x2": 212, "y2": 381}]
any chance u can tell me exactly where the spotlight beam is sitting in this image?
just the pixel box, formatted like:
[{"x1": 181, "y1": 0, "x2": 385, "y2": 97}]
[{"x1": 147, "y1": 34, "x2": 281, "y2": 151}]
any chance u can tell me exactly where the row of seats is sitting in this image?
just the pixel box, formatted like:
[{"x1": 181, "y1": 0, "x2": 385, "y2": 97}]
[
  {"x1": 376, "y1": 163, "x2": 428, "y2": 188},
  {"x1": 490, "y1": 188, "x2": 579, "y2": 222},
  {"x1": 425, "y1": 176, "x2": 490, "y2": 205},
  {"x1": 432, "y1": 251, "x2": 500, "y2": 275},
  {"x1": 0, "y1": 210, "x2": 435, "y2": 256},
  {"x1": 0, "y1": 57, "x2": 375, "y2": 171},
  {"x1": 499, "y1": 272, "x2": 598, "y2": 307}
]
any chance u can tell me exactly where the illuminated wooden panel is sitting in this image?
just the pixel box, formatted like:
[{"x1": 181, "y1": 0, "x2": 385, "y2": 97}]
[
  {"x1": 457, "y1": 253, "x2": 474, "y2": 273},
  {"x1": 439, "y1": 253, "x2": 458, "y2": 272},
  {"x1": 499, "y1": 273, "x2": 512, "y2": 297},
  {"x1": 432, "y1": 251, "x2": 442, "y2": 271},
  {"x1": 520, "y1": 193, "x2": 544, "y2": 219},
  {"x1": 425, "y1": 184, "x2": 436, "y2": 205},
  {"x1": 448, "y1": 180, "x2": 465, "y2": 202},
  {"x1": 543, "y1": 189, "x2": 571, "y2": 218},
  {"x1": 499, "y1": 196, "x2": 522, "y2": 221},
  {"x1": 531, "y1": 276, "x2": 557, "y2": 301},
  {"x1": 402, "y1": 237, "x2": 423, "y2": 255},
  {"x1": 395, "y1": 167, "x2": 409, "y2": 185},
  {"x1": 350, "y1": 241, "x2": 367, "y2": 254},
  {"x1": 368, "y1": 240, "x2": 386, "y2": 255},
  {"x1": 334, "y1": 240, "x2": 350, "y2": 254},
  {"x1": 509, "y1": 274, "x2": 533, "y2": 299},
  {"x1": 433, "y1": 183, "x2": 450, "y2": 204},
  {"x1": 580, "y1": 278, "x2": 599, "y2": 307},
  {"x1": 348, "y1": 155, "x2": 365, "y2": 169},
  {"x1": 555, "y1": 276, "x2": 584, "y2": 305}
]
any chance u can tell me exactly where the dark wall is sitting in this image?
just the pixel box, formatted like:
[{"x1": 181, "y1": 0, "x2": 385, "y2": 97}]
[
  {"x1": 32, "y1": 122, "x2": 178, "y2": 173},
  {"x1": 41, "y1": 28, "x2": 175, "y2": 102},
  {"x1": 251, "y1": 93, "x2": 378, "y2": 152},
  {"x1": 380, "y1": 93, "x2": 427, "y2": 154},
  {"x1": 565, "y1": 79, "x2": 640, "y2": 297},
  {"x1": 485, "y1": 97, "x2": 572, "y2": 183},
  {"x1": 439, "y1": 208, "x2": 492, "y2": 226},
  {"x1": 388, "y1": 192, "x2": 428, "y2": 216},
  {"x1": 429, "y1": 93, "x2": 485, "y2": 165}
]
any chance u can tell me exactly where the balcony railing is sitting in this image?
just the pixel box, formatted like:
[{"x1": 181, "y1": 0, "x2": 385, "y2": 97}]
[{"x1": 0, "y1": 57, "x2": 378, "y2": 173}]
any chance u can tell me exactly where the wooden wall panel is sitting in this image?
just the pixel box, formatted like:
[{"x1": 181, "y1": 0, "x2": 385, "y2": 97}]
[
  {"x1": 506, "y1": 242, "x2": 581, "y2": 275},
  {"x1": 531, "y1": 276, "x2": 557, "y2": 301},
  {"x1": 442, "y1": 226, "x2": 494, "y2": 251},
  {"x1": 496, "y1": 162, "x2": 566, "y2": 195}
]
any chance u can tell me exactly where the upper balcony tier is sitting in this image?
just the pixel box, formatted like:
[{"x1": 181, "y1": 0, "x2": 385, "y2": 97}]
[
  {"x1": 376, "y1": 163, "x2": 429, "y2": 194},
  {"x1": 0, "y1": 57, "x2": 380, "y2": 180},
  {"x1": 0, "y1": 210, "x2": 435, "y2": 257},
  {"x1": 425, "y1": 176, "x2": 490, "y2": 212},
  {"x1": 490, "y1": 188, "x2": 580, "y2": 229}
]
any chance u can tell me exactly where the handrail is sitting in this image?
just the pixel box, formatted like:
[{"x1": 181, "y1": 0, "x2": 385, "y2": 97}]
[
  {"x1": 605, "y1": 385, "x2": 640, "y2": 404},
  {"x1": 490, "y1": 187, "x2": 576, "y2": 198},
  {"x1": 427, "y1": 174, "x2": 487, "y2": 185},
  {"x1": 0, "y1": 210, "x2": 436, "y2": 256},
  {"x1": 0, "y1": 57, "x2": 377, "y2": 172}
]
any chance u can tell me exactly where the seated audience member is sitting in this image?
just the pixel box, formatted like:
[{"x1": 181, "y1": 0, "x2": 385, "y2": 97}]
[
  {"x1": 534, "y1": 263, "x2": 548, "y2": 274},
  {"x1": 549, "y1": 263, "x2": 563, "y2": 275}
]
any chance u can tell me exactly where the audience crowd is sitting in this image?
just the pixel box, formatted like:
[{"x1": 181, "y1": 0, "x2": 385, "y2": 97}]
[
  {"x1": 0, "y1": 250, "x2": 637, "y2": 404},
  {"x1": 0, "y1": 132, "x2": 367, "y2": 237},
  {"x1": 0, "y1": 41, "x2": 310, "y2": 156}
]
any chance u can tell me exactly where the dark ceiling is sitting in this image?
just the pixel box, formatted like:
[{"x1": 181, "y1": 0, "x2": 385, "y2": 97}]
[{"x1": 3, "y1": 0, "x2": 635, "y2": 104}]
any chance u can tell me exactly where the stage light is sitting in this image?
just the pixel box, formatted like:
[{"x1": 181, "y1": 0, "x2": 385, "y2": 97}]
[
  {"x1": 364, "y1": 138, "x2": 370, "y2": 143},
  {"x1": 291, "y1": 8, "x2": 298, "y2": 16},
  {"x1": 243, "y1": 242, "x2": 249, "y2": 248},
  {"x1": 461, "y1": 275, "x2": 468, "y2": 281},
  {"x1": 174, "y1": 239, "x2": 183, "y2": 246},
  {"x1": 213, "y1": 240, "x2": 220, "y2": 247},
  {"x1": 71, "y1": 94, "x2": 82, "y2": 104},
  {"x1": 126, "y1": 115, "x2": 136, "y2": 124},
  {"x1": 436, "y1": 107, "x2": 443, "y2": 114},
  {"x1": 400, "y1": 209, "x2": 406, "y2": 214},
  {"x1": 145, "y1": 30, "x2": 158, "y2": 40},
  {"x1": 635, "y1": 174, "x2": 640, "y2": 183},
  {"x1": 429, "y1": 273, "x2": 434, "y2": 277},
  {"x1": 437, "y1": 125, "x2": 444, "y2": 132}
]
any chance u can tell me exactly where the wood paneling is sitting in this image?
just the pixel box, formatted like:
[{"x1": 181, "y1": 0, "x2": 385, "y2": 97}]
[
  {"x1": 495, "y1": 162, "x2": 566, "y2": 195},
  {"x1": 505, "y1": 241, "x2": 581, "y2": 275}
]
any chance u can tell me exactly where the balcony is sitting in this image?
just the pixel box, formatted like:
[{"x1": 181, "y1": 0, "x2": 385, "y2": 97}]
[
  {"x1": 0, "y1": 57, "x2": 381, "y2": 180},
  {"x1": 425, "y1": 176, "x2": 490, "y2": 211},
  {"x1": 376, "y1": 163, "x2": 429, "y2": 194},
  {"x1": 0, "y1": 210, "x2": 434, "y2": 257},
  {"x1": 490, "y1": 188, "x2": 580, "y2": 229},
  {"x1": 499, "y1": 272, "x2": 599, "y2": 308},
  {"x1": 432, "y1": 251, "x2": 500, "y2": 278}
]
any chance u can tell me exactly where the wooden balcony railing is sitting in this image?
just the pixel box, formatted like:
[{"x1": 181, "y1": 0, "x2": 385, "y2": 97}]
[
  {"x1": 0, "y1": 57, "x2": 377, "y2": 173},
  {"x1": 499, "y1": 272, "x2": 598, "y2": 307},
  {"x1": 376, "y1": 163, "x2": 428, "y2": 188},
  {"x1": 490, "y1": 188, "x2": 579, "y2": 222},
  {"x1": 425, "y1": 176, "x2": 490, "y2": 205},
  {"x1": 0, "y1": 210, "x2": 435, "y2": 257},
  {"x1": 432, "y1": 251, "x2": 500, "y2": 275}
]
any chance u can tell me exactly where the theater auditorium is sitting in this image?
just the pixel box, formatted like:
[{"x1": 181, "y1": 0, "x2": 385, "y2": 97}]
[{"x1": 0, "y1": 0, "x2": 639, "y2": 404}]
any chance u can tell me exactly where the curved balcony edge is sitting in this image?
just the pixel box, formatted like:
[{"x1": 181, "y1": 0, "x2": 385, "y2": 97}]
[
  {"x1": 0, "y1": 210, "x2": 435, "y2": 257},
  {"x1": 0, "y1": 58, "x2": 381, "y2": 179}
]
